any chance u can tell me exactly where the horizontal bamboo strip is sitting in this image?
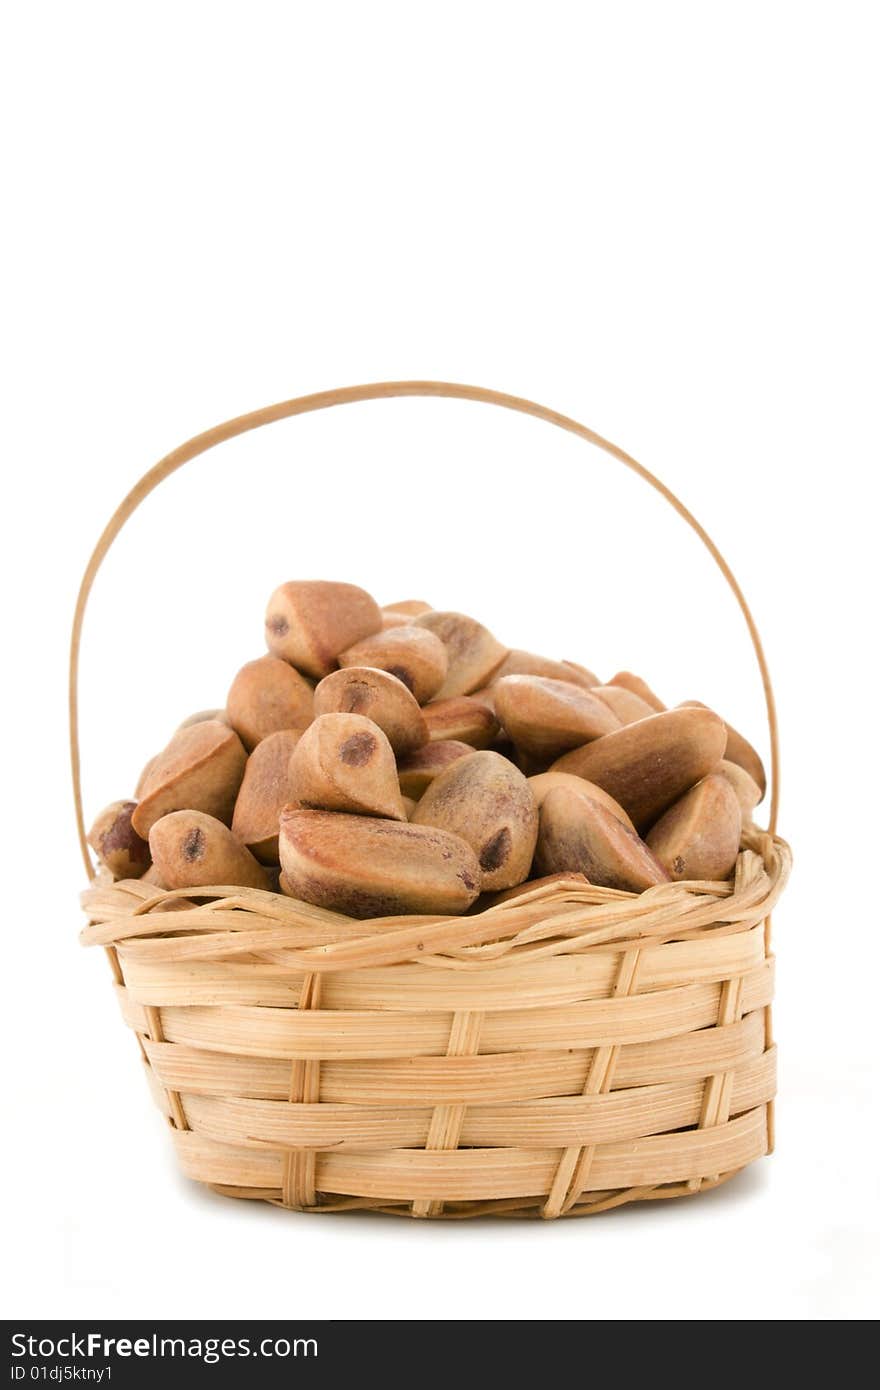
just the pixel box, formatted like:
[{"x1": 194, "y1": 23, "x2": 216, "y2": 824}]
[
  {"x1": 117, "y1": 925, "x2": 765, "y2": 1011},
  {"x1": 118, "y1": 959, "x2": 773, "y2": 1059},
  {"x1": 81, "y1": 905, "x2": 415, "y2": 952},
  {"x1": 142, "y1": 1012, "x2": 766, "y2": 1103},
  {"x1": 170, "y1": 1049, "x2": 774, "y2": 1151},
  {"x1": 205, "y1": 1172, "x2": 739, "y2": 1216},
  {"x1": 173, "y1": 1105, "x2": 768, "y2": 1199},
  {"x1": 201, "y1": 1170, "x2": 742, "y2": 1218},
  {"x1": 81, "y1": 880, "x2": 353, "y2": 930}
]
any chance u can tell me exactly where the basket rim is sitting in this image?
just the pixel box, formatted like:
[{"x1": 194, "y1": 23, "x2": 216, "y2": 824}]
[{"x1": 81, "y1": 827, "x2": 791, "y2": 974}]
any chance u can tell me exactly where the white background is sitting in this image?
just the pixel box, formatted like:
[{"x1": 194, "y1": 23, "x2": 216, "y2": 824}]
[{"x1": 2, "y1": 1, "x2": 878, "y2": 1321}]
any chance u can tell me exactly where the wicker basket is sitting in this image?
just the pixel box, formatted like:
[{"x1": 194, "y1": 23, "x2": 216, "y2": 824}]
[{"x1": 72, "y1": 381, "x2": 791, "y2": 1219}]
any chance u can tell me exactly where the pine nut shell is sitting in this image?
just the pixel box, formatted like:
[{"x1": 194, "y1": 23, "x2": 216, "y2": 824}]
[
  {"x1": 422, "y1": 696, "x2": 500, "y2": 748},
  {"x1": 232, "y1": 729, "x2": 303, "y2": 863},
  {"x1": 490, "y1": 650, "x2": 599, "y2": 689},
  {"x1": 527, "y1": 771, "x2": 636, "y2": 831},
  {"x1": 495, "y1": 675, "x2": 621, "y2": 758},
  {"x1": 149, "y1": 810, "x2": 270, "y2": 891},
  {"x1": 591, "y1": 685, "x2": 657, "y2": 725},
  {"x1": 647, "y1": 773, "x2": 743, "y2": 882},
  {"x1": 288, "y1": 713, "x2": 406, "y2": 820},
  {"x1": 87, "y1": 800, "x2": 151, "y2": 880},
  {"x1": 411, "y1": 750, "x2": 538, "y2": 891},
  {"x1": 265, "y1": 580, "x2": 382, "y2": 678},
  {"x1": 226, "y1": 655, "x2": 314, "y2": 750},
  {"x1": 278, "y1": 810, "x2": 481, "y2": 917},
  {"x1": 313, "y1": 667, "x2": 427, "y2": 755},
  {"x1": 339, "y1": 626, "x2": 449, "y2": 704},
  {"x1": 414, "y1": 611, "x2": 508, "y2": 698},
  {"x1": 132, "y1": 720, "x2": 247, "y2": 838},
  {"x1": 535, "y1": 786, "x2": 671, "y2": 891},
  {"x1": 550, "y1": 706, "x2": 727, "y2": 830},
  {"x1": 397, "y1": 740, "x2": 475, "y2": 799}
]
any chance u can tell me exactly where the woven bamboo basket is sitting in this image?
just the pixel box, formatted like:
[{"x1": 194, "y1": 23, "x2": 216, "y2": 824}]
[{"x1": 73, "y1": 381, "x2": 791, "y2": 1219}]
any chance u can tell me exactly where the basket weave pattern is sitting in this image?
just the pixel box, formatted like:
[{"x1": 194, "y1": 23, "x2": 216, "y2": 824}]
[
  {"x1": 81, "y1": 827, "x2": 789, "y2": 1218},
  {"x1": 73, "y1": 382, "x2": 789, "y2": 1219}
]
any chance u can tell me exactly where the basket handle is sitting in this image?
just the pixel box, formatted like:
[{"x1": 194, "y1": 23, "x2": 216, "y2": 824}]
[{"x1": 70, "y1": 380, "x2": 780, "y2": 877}]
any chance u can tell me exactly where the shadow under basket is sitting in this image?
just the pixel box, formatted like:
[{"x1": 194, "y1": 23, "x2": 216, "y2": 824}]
[{"x1": 72, "y1": 381, "x2": 792, "y2": 1219}]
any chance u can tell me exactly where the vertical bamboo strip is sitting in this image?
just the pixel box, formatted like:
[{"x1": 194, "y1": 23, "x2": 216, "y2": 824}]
[
  {"x1": 282, "y1": 974, "x2": 323, "y2": 1209},
  {"x1": 542, "y1": 947, "x2": 643, "y2": 1218},
  {"x1": 412, "y1": 1010, "x2": 485, "y2": 1218},
  {"x1": 686, "y1": 975, "x2": 744, "y2": 1191},
  {"x1": 142, "y1": 1005, "x2": 188, "y2": 1131}
]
